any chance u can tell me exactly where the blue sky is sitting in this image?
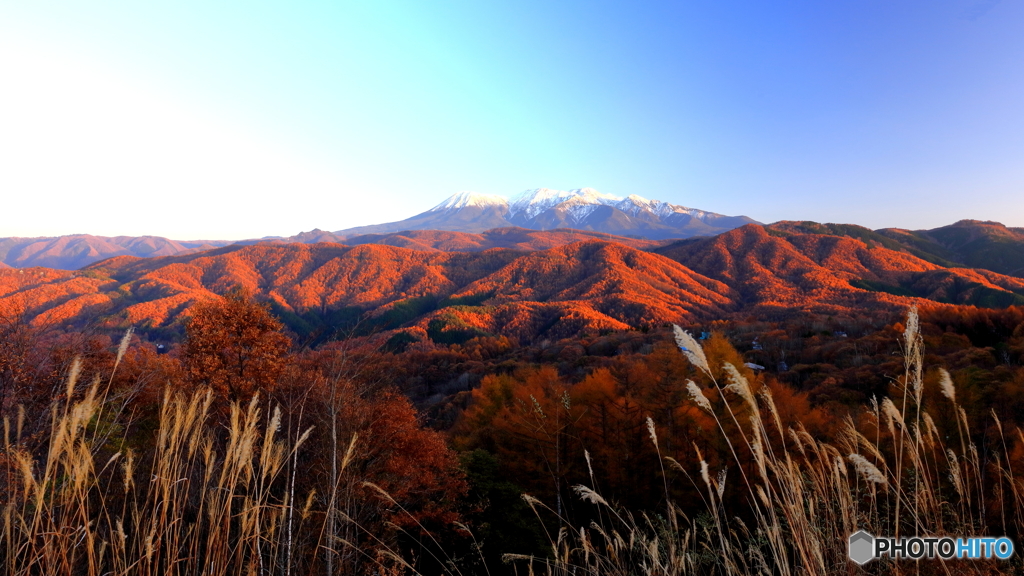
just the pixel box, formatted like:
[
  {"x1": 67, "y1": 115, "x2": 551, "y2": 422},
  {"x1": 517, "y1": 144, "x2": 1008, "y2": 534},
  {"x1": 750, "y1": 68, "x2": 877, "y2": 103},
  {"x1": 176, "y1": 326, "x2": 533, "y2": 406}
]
[{"x1": 1, "y1": 0, "x2": 1022, "y2": 238}]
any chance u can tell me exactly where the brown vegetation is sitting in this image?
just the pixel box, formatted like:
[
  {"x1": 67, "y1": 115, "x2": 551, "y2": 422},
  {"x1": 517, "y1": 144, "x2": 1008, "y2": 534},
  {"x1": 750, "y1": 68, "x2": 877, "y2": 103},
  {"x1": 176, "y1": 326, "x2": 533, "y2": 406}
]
[
  {"x1": 181, "y1": 287, "x2": 291, "y2": 402},
  {"x1": 465, "y1": 309, "x2": 1024, "y2": 575},
  {"x1": 0, "y1": 292, "x2": 466, "y2": 575}
]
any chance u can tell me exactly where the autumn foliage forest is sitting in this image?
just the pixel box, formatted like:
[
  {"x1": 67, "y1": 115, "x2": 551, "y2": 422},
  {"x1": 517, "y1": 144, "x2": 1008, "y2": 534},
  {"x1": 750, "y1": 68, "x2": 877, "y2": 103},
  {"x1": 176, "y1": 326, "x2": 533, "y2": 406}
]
[{"x1": 4, "y1": 225, "x2": 1024, "y2": 574}]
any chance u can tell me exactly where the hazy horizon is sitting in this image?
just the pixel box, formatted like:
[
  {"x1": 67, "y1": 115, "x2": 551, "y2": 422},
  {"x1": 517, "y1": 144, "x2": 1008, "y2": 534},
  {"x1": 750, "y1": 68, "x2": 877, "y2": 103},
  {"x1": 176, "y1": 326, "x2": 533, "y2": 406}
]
[{"x1": 3, "y1": 1, "x2": 1023, "y2": 239}]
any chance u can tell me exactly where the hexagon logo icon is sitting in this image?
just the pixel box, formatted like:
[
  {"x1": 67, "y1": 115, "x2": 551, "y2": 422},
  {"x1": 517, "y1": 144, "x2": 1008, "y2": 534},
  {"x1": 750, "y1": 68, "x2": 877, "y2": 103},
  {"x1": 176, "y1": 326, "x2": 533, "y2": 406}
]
[{"x1": 849, "y1": 530, "x2": 875, "y2": 565}]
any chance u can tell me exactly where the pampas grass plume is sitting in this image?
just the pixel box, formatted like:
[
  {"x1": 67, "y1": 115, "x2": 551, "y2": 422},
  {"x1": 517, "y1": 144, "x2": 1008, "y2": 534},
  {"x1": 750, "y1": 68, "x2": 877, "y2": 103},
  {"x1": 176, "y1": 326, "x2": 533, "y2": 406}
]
[
  {"x1": 673, "y1": 325, "x2": 710, "y2": 375},
  {"x1": 646, "y1": 416, "x2": 658, "y2": 446},
  {"x1": 115, "y1": 327, "x2": 133, "y2": 369},
  {"x1": 848, "y1": 453, "x2": 887, "y2": 485},
  {"x1": 938, "y1": 368, "x2": 956, "y2": 403},
  {"x1": 687, "y1": 380, "x2": 712, "y2": 413},
  {"x1": 574, "y1": 485, "x2": 609, "y2": 506}
]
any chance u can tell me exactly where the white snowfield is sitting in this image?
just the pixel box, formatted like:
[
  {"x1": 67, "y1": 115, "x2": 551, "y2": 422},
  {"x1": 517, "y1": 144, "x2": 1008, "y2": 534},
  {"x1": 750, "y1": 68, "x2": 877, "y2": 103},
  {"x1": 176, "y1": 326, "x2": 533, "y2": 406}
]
[
  {"x1": 430, "y1": 190, "x2": 509, "y2": 211},
  {"x1": 431, "y1": 188, "x2": 719, "y2": 223}
]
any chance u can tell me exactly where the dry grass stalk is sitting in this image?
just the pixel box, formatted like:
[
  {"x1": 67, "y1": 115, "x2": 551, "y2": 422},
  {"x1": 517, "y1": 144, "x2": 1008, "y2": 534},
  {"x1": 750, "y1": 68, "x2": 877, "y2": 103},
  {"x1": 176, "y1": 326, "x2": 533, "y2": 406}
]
[
  {"x1": 510, "y1": 309, "x2": 1024, "y2": 576},
  {"x1": 2, "y1": 371, "x2": 315, "y2": 576}
]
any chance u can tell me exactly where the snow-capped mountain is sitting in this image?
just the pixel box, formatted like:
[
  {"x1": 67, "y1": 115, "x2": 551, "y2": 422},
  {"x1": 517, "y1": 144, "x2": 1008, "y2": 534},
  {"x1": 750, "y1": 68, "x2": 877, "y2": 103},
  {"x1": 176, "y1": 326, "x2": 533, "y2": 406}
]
[
  {"x1": 616, "y1": 194, "x2": 711, "y2": 220},
  {"x1": 334, "y1": 188, "x2": 759, "y2": 240},
  {"x1": 430, "y1": 191, "x2": 509, "y2": 212},
  {"x1": 507, "y1": 188, "x2": 619, "y2": 220}
]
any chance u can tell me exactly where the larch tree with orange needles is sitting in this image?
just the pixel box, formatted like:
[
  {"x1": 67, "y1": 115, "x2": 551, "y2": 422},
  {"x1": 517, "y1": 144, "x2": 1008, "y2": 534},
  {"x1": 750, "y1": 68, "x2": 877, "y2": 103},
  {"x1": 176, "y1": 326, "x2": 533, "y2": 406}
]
[{"x1": 181, "y1": 287, "x2": 291, "y2": 403}]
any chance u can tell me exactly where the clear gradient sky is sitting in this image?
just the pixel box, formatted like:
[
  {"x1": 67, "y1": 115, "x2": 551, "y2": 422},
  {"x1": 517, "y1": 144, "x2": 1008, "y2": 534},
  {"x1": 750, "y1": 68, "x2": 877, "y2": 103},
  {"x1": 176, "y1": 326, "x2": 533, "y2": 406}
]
[{"x1": 2, "y1": 0, "x2": 1022, "y2": 239}]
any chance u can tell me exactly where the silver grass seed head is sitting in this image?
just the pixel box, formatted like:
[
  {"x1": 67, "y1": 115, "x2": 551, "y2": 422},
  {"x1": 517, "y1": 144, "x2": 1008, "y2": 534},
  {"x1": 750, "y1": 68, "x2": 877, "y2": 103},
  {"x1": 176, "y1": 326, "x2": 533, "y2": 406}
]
[
  {"x1": 848, "y1": 453, "x2": 887, "y2": 485},
  {"x1": 700, "y1": 460, "x2": 711, "y2": 488},
  {"x1": 673, "y1": 325, "x2": 710, "y2": 375},
  {"x1": 904, "y1": 306, "x2": 920, "y2": 349},
  {"x1": 66, "y1": 356, "x2": 82, "y2": 399},
  {"x1": 938, "y1": 368, "x2": 956, "y2": 403},
  {"x1": 646, "y1": 416, "x2": 658, "y2": 446},
  {"x1": 991, "y1": 408, "x2": 1003, "y2": 434},
  {"x1": 522, "y1": 493, "x2": 542, "y2": 506},
  {"x1": 687, "y1": 380, "x2": 712, "y2": 413},
  {"x1": 723, "y1": 363, "x2": 756, "y2": 411},
  {"x1": 115, "y1": 327, "x2": 133, "y2": 368},
  {"x1": 881, "y1": 397, "x2": 902, "y2": 434},
  {"x1": 573, "y1": 485, "x2": 608, "y2": 506}
]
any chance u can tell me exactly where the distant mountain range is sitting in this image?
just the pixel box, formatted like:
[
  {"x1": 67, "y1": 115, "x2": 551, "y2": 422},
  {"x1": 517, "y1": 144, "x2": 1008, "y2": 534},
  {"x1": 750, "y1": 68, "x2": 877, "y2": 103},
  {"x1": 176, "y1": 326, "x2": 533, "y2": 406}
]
[
  {"x1": 333, "y1": 188, "x2": 759, "y2": 239},
  {"x1": 0, "y1": 235, "x2": 232, "y2": 270}
]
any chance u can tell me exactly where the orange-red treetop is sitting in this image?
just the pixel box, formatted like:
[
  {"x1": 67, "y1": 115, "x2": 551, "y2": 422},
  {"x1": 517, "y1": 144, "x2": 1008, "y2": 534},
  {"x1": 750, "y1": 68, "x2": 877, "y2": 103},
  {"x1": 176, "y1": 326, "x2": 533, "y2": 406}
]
[{"x1": 181, "y1": 287, "x2": 291, "y2": 402}]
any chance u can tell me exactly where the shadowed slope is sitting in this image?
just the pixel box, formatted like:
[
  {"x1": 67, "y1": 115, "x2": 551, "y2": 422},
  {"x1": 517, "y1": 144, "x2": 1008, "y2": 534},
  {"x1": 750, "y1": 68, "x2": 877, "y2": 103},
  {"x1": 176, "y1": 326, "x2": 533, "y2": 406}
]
[
  {"x1": 769, "y1": 219, "x2": 1024, "y2": 277},
  {"x1": 879, "y1": 220, "x2": 1024, "y2": 277}
]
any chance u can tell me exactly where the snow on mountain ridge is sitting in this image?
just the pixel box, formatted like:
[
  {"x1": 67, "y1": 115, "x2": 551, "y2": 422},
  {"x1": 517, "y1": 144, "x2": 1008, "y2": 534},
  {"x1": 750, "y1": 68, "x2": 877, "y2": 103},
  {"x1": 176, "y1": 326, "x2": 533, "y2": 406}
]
[
  {"x1": 615, "y1": 194, "x2": 656, "y2": 216},
  {"x1": 556, "y1": 195, "x2": 610, "y2": 223},
  {"x1": 508, "y1": 188, "x2": 622, "y2": 220},
  {"x1": 430, "y1": 191, "x2": 509, "y2": 212},
  {"x1": 429, "y1": 188, "x2": 716, "y2": 222},
  {"x1": 615, "y1": 194, "x2": 711, "y2": 220}
]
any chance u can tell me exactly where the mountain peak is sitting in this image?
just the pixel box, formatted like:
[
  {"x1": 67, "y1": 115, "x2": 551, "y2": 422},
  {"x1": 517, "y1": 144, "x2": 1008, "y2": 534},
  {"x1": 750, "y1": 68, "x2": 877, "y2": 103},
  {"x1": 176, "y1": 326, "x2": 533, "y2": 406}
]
[
  {"x1": 617, "y1": 194, "x2": 656, "y2": 214},
  {"x1": 430, "y1": 191, "x2": 509, "y2": 212},
  {"x1": 508, "y1": 188, "x2": 621, "y2": 220}
]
